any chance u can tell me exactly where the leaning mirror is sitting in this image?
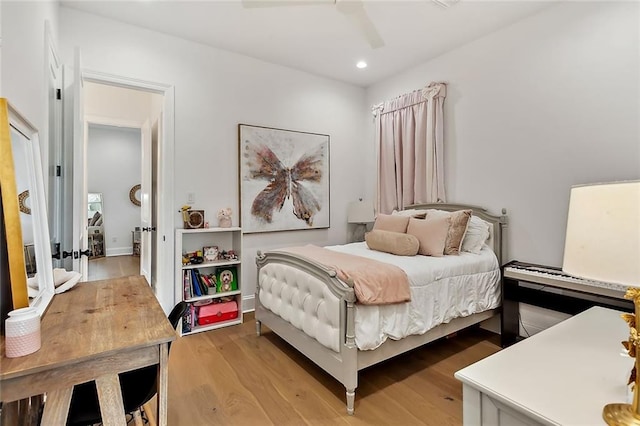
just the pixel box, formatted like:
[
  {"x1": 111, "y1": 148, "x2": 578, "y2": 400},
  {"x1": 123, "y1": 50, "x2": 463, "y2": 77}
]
[{"x1": 0, "y1": 98, "x2": 55, "y2": 317}]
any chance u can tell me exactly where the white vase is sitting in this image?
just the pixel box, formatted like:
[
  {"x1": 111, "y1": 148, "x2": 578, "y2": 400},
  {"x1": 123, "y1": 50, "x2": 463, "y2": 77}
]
[{"x1": 5, "y1": 307, "x2": 41, "y2": 358}]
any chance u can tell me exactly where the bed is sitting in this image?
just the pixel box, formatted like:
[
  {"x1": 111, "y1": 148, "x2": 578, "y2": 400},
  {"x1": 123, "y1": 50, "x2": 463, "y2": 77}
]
[{"x1": 255, "y1": 203, "x2": 508, "y2": 415}]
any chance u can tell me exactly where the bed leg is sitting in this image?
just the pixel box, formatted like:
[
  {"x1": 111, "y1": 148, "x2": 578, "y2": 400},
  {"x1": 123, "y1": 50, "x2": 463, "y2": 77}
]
[
  {"x1": 346, "y1": 388, "x2": 355, "y2": 415},
  {"x1": 256, "y1": 320, "x2": 262, "y2": 336}
]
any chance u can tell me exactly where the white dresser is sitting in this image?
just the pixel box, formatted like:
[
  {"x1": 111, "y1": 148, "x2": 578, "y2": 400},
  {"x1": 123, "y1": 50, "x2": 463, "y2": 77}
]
[{"x1": 455, "y1": 307, "x2": 633, "y2": 426}]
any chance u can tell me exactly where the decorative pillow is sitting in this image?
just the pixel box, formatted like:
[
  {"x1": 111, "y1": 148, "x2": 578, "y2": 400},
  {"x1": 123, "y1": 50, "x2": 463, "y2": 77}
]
[
  {"x1": 372, "y1": 214, "x2": 410, "y2": 234},
  {"x1": 425, "y1": 209, "x2": 472, "y2": 255},
  {"x1": 461, "y1": 215, "x2": 491, "y2": 254},
  {"x1": 391, "y1": 209, "x2": 428, "y2": 219},
  {"x1": 365, "y1": 230, "x2": 419, "y2": 256},
  {"x1": 406, "y1": 216, "x2": 450, "y2": 257},
  {"x1": 89, "y1": 211, "x2": 102, "y2": 226}
]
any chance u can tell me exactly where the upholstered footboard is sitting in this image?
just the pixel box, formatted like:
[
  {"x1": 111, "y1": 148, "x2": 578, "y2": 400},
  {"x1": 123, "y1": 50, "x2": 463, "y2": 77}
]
[{"x1": 255, "y1": 250, "x2": 360, "y2": 414}]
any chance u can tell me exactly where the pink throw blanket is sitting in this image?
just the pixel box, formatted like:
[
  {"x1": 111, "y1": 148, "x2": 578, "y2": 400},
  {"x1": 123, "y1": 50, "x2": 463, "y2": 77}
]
[{"x1": 278, "y1": 245, "x2": 411, "y2": 305}]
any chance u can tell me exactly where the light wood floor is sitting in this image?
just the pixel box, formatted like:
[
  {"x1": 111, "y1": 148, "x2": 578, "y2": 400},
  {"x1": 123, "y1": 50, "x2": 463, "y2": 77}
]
[
  {"x1": 87, "y1": 255, "x2": 140, "y2": 281},
  {"x1": 162, "y1": 313, "x2": 501, "y2": 425}
]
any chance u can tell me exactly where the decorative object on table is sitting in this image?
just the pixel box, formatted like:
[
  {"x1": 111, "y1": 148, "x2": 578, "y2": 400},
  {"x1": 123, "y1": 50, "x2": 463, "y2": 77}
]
[
  {"x1": 203, "y1": 246, "x2": 219, "y2": 262},
  {"x1": 226, "y1": 250, "x2": 238, "y2": 261},
  {"x1": 560, "y1": 181, "x2": 640, "y2": 425},
  {"x1": 217, "y1": 207, "x2": 232, "y2": 228},
  {"x1": 348, "y1": 198, "x2": 375, "y2": 242},
  {"x1": 239, "y1": 124, "x2": 330, "y2": 234},
  {"x1": 5, "y1": 307, "x2": 41, "y2": 358},
  {"x1": 27, "y1": 268, "x2": 81, "y2": 296},
  {"x1": 129, "y1": 184, "x2": 141, "y2": 207}
]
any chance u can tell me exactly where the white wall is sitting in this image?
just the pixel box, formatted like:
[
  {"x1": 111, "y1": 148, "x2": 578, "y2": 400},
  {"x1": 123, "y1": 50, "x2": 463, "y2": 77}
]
[
  {"x1": 0, "y1": 1, "x2": 59, "y2": 169},
  {"x1": 366, "y1": 1, "x2": 639, "y2": 333},
  {"x1": 59, "y1": 7, "x2": 368, "y2": 311},
  {"x1": 87, "y1": 124, "x2": 141, "y2": 256},
  {"x1": 367, "y1": 1, "x2": 639, "y2": 267},
  {"x1": 85, "y1": 81, "x2": 161, "y2": 126}
]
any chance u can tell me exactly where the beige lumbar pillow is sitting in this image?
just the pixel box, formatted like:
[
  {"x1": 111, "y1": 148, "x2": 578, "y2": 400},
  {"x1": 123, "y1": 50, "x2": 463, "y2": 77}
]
[
  {"x1": 365, "y1": 230, "x2": 419, "y2": 256},
  {"x1": 406, "y1": 216, "x2": 450, "y2": 257},
  {"x1": 372, "y1": 214, "x2": 410, "y2": 234},
  {"x1": 426, "y1": 209, "x2": 472, "y2": 255}
]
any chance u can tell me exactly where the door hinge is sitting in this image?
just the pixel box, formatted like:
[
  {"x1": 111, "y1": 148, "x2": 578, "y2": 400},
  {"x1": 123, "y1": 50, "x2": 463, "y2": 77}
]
[
  {"x1": 56, "y1": 88, "x2": 62, "y2": 100},
  {"x1": 56, "y1": 165, "x2": 61, "y2": 177}
]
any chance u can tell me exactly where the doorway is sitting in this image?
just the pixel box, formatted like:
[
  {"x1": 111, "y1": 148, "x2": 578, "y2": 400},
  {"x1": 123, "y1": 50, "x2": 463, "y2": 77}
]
[
  {"x1": 85, "y1": 123, "x2": 142, "y2": 280},
  {"x1": 82, "y1": 81, "x2": 162, "y2": 283}
]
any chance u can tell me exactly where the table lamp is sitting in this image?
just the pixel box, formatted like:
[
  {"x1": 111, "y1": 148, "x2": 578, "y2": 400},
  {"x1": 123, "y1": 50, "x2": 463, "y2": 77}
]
[
  {"x1": 561, "y1": 181, "x2": 640, "y2": 425},
  {"x1": 347, "y1": 199, "x2": 375, "y2": 242}
]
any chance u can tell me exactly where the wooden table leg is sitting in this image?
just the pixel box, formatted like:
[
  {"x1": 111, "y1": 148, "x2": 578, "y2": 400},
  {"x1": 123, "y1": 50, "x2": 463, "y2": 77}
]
[
  {"x1": 41, "y1": 387, "x2": 73, "y2": 425},
  {"x1": 95, "y1": 374, "x2": 127, "y2": 426},
  {"x1": 157, "y1": 342, "x2": 169, "y2": 426}
]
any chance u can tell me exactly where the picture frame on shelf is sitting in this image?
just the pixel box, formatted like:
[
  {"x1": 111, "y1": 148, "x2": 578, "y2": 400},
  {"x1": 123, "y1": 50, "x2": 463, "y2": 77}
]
[
  {"x1": 184, "y1": 210, "x2": 205, "y2": 229},
  {"x1": 216, "y1": 266, "x2": 238, "y2": 293},
  {"x1": 203, "y1": 246, "x2": 218, "y2": 262}
]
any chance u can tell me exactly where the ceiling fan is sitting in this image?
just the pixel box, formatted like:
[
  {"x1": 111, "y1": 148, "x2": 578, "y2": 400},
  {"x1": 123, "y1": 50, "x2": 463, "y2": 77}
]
[{"x1": 241, "y1": 0, "x2": 385, "y2": 50}]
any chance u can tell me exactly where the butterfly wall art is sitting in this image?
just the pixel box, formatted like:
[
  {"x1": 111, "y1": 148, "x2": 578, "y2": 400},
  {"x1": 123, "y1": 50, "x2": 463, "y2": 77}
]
[{"x1": 239, "y1": 124, "x2": 330, "y2": 233}]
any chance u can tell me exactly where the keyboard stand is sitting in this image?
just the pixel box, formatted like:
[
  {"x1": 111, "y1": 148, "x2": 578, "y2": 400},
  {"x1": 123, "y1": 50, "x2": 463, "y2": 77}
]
[{"x1": 501, "y1": 260, "x2": 633, "y2": 347}]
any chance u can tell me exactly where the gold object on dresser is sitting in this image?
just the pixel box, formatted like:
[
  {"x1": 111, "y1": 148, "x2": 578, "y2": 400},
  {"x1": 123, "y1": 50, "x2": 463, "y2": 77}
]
[{"x1": 602, "y1": 290, "x2": 640, "y2": 426}]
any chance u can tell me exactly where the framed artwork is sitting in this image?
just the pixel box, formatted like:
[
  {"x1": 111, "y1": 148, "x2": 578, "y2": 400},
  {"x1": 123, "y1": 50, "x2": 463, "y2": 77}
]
[{"x1": 239, "y1": 124, "x2": 330, "y2": 234}]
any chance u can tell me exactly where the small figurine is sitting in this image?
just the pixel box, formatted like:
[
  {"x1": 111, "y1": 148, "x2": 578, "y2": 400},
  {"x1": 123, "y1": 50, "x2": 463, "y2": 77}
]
[{"x1": 217, "y1": 207, "x2": 232, "y2": 228}]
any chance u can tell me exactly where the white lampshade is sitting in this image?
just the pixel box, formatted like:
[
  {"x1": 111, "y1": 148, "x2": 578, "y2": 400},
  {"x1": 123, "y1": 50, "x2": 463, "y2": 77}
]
[
  {"x1": 562, "y1": 181, "x2": 640, "y2": 287},
  {"x1": 347, "y1": 200, "x2": 375, "y2": 224}
]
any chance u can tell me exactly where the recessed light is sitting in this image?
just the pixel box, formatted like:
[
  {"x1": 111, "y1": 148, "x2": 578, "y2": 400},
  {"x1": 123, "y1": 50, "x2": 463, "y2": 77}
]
[{"x1": 356, "y1": 61, "x2": 367, "y2": 69}]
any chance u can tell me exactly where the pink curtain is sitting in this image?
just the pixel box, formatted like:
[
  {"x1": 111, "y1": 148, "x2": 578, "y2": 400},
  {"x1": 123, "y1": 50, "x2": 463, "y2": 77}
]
[{"x1": 374, "y1": 82, "x2": 446, "y2": 214}]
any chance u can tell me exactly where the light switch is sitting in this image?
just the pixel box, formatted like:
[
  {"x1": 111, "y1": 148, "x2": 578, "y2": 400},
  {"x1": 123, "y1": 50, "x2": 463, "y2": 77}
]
[{"x1": 187, "y1": 192, "x2": 195, "y2": 204}]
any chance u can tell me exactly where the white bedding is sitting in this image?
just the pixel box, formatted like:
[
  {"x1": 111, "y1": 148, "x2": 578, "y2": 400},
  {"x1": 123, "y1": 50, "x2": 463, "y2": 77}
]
[{"x1": 328, "y1": 242, "x2": 501, "y2": 350}]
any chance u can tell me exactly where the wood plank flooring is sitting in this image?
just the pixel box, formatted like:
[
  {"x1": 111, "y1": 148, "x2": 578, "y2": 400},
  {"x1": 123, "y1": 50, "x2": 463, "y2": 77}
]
[
  {"x1": 87, "y1": 255, "x2": 139, "y2": 281},
  {"x1": 163, "y1": 313, "x2": 501, "y2": 425}
]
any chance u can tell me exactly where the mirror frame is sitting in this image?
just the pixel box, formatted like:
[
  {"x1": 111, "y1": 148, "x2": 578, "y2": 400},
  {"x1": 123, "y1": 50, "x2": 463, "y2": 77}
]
[{"x1": 0, "y1": 98, "x2": 55, "y2": 317}]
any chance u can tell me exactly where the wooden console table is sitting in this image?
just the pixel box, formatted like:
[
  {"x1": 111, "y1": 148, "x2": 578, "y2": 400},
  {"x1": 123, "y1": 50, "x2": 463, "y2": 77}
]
[
  {"x1": 501, "y1": 260, "x2": 633, "y2": 347},
  {"x1": 0, "y1": 275, "x2": 176, "y2": 425},
  {"x1": 456, "y1": 307, "x2": 634, "y2": 426}
]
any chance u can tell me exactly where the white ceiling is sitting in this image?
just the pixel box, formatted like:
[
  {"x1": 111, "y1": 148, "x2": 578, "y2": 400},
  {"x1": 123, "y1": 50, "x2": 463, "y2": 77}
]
[{"x1": 61, "y1": 0, "x2": 558, "y2": 87}]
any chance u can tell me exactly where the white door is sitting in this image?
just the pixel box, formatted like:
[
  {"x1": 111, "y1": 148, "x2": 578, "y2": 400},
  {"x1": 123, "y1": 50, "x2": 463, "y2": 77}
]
[
  {"x1": 46, "y1": 25, "x2": 63, "y2": 268},
  {"x1": 71, "y1": 48, "x2": 89, "y2": 279},
  {"x1": 140, "y1": 119, "x2": 152, "y2": 283}
]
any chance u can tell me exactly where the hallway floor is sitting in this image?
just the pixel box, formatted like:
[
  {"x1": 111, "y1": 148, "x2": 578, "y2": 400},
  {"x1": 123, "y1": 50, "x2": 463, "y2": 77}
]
[{"x1": 88, "y1": 255, "x2": 140, "y2": 281}]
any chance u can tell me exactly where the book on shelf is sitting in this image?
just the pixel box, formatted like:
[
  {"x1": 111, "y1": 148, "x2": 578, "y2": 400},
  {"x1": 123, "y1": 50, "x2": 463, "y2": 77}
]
[
  {"x1": 190, "y1": 269, "x2": 202, "y2": 297},
  {"x1": 183, "y1": 270, "x2": 192, "y2": 299},
  {"x1": 216, "y1": 266, "x2": 238, "y2": 293},
  {"x1": 182, "y1": 307, "x2": 192, "y2": 333}
]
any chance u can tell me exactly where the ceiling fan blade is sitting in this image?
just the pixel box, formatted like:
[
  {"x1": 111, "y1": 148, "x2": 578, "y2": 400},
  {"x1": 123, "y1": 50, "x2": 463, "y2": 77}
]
[
  {"x1": 336, "y1": 0, "x2": 384, "y2": 49},
  {"x1": 241, "y1": 0, "x2": 334, "y2": 8}
]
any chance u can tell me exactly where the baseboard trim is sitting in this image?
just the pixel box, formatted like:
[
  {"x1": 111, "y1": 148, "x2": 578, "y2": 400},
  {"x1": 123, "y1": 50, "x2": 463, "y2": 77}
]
[
  {"x1": 242, "y1": 294, "x2": 255, "y2": 313},
  {"x1": 106, "y1": 248, "x2": 134, "y2": 257}
]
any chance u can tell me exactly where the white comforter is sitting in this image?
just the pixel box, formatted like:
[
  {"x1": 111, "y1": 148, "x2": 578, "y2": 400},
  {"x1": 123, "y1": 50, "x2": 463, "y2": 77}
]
[{"x1": 328, "y1": 242, "x2": 501, "y2": 350}]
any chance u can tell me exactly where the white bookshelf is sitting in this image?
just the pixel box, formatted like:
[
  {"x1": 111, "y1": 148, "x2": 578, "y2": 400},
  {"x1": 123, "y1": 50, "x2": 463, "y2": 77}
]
[{"x1": 175, "y1": 227, "x2": 243, "y2": 335}]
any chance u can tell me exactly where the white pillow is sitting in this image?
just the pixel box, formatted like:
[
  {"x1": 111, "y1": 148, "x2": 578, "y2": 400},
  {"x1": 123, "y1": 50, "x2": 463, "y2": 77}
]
[
  {"x1": 391, "y1": 209, "x2": 428, "y2": 218},
  {"x1": 461, "y1": 215, "x2": 491, "y2": 254}
]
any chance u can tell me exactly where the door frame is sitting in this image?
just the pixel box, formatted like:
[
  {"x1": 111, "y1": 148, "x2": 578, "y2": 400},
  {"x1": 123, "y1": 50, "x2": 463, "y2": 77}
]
[{"x1": 82, "y1": 70, "x2": 175, "y2": 313}]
